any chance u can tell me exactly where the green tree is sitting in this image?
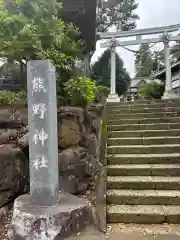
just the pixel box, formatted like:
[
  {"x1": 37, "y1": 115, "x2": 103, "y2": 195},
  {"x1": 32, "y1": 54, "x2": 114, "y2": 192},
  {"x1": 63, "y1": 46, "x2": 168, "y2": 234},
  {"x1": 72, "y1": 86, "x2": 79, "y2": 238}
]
[
  {"x1": 135, "y1": 43, "x2": 153, "y2": 77},
  {"x1": 151, "y1": 45, "x2": 180, "y2": 74},
  {"x1": 170, "y1": 42, "x2": 180, "y2": 63},
  {"x1": 0, "y1": 0, "x2": 81, "y2": 64},
  {"x1": 91, "y1": 48, "x2": 131, "y2": 96},
  {"x1": 151, "y1": 42, "x2": 180, "y2": 75},
  {"x1": 139, "y1": 82, "x2": 164, "y2": 100},
  {"x1": 151, "y1": 50, "x2": 165, "y2": 74},
  {"x1": 96, "y1": 0, "x2": 139, "y2": 32},
  {"x1": 0, "y1": 0, "x2": 81, "y2": 104}
]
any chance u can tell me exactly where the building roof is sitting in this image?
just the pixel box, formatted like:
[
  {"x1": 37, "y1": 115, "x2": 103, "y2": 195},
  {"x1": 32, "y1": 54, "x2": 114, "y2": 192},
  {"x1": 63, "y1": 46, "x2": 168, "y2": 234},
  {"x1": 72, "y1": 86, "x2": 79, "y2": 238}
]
[
  {"x1": 129, "y1": 78, "x2": 161, "y2": 89},
  {"x1": 130, "y1": 78, "x2": 152, "y2": 88},
  {"x1": 152, "y1": 62, "x2": 180, "y2": 79}
]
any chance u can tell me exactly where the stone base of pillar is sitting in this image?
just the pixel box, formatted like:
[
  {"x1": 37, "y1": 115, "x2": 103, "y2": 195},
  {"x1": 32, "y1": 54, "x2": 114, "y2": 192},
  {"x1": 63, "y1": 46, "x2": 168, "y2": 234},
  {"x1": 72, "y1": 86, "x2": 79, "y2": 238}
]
[
  {"x1": 8, "y1": 193, "x2": 92, "y2": 240},
  {"x1": 107, "y1": 94, "x2": 120, "y2": 103},
  {"x1": 162, "y1": 90, "x2": 180, "y2": 100}
]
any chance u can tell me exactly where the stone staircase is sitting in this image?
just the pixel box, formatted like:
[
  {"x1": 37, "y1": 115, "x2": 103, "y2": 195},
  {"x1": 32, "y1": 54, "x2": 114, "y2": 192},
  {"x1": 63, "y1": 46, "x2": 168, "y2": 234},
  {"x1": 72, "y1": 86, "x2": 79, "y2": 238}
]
[{"x1": 106, "y1": 100, "x2": 180, "y2": 224}]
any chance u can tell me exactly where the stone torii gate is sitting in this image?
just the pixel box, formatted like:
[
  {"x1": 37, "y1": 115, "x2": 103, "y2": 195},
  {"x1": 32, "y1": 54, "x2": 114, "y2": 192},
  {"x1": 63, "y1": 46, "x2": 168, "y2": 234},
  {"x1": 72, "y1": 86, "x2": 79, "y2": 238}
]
[{"x1": 98, "y1": 24, "x2": 180, "y2": 102}]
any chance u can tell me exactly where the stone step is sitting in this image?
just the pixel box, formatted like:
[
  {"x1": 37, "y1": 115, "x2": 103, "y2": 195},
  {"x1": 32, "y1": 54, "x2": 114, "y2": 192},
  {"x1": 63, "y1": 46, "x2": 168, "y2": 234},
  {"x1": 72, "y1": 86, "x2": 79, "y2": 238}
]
[
  {"x1": 108, "y1": 112, "x2": 179, "y2": 119},
  {"x1": 107, "y1": 153, "x2": 180, "y2": 165},
  {"x1": 107, "y1": 176, "x2": 180, "y2": 190},
  {"x1": 107, "y1": 189, "x2": 180, "y2": 205},
  {"x1": 107, "y1": 136, "x2": 180, "y2": 145},
  {"x1": 107, "y1": 205, "x2": 180, "y2": 223},
  {"x1": 107, "y1": 144, "x2": 180, "y2": 154},
  {"x1": 108, "y1": 117, "x2": 180, "y2": 125},
  {"x1": 107, "y1": 123, "x2": 180, "y2": 131},
  {"x1": 107, "y1": 102, "x2": 180, "y2": 110},
  {"x1": 107, "y1": 164, "x2": 180, "y2": 176},
  {"x1": 107, "y1": 107, "x2": 180, "y2": 114},
  {"x1": 108, "y1": 129, "x2": 180, "y2": 138},
  {"x1": 107, "y1": 99, "x2": 180, "y2": 106},
  {"x1": 134, "y1": 99, "x2": 180, "y2": 104}
]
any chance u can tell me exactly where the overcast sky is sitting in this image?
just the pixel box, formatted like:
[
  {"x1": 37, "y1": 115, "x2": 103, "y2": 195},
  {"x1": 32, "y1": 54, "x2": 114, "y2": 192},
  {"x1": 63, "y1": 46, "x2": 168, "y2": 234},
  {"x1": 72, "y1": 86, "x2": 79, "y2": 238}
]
[{"x1": 91, "y1": 0, "x2": 180, "y2": 77}]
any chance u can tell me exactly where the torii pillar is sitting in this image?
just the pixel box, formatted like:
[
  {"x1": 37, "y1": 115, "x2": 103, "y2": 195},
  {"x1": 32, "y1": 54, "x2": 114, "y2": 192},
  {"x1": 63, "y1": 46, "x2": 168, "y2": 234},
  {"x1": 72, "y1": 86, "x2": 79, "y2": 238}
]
[
  {"x1": 162, "y1": 34, "x2": 180, "y2": 99},
  {"x1": 107, "y1": 39, "x2": 120, "y2": 102}
]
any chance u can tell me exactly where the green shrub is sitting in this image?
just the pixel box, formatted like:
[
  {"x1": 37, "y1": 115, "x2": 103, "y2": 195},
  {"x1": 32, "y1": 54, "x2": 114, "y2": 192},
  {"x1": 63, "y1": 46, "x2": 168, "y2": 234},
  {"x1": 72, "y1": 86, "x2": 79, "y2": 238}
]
[
  {"x1": 0, "y1": 90, "x2": 27, "y2": 107},
  {"x1": 94, "y1": 85, "x2": 109, "y2": 103},
  {"x1": 139, "y1": 82, "x2": 164, "y2": 100},
  {"x1": 64, "y1": 77, "x2": 96, "y2": 107},
  {"x1": 95, "y1": 85, "x2": 109, "y2": 97}
]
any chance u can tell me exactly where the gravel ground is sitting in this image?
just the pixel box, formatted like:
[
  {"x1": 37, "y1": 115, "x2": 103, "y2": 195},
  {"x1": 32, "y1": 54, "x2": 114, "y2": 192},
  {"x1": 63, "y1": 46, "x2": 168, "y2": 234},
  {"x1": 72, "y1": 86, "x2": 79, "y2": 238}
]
[
  {"x1": 67, "y1": 224, "x2": 180, "y2": 240},
  {"x1": 1, "y1": 213, "x2": 180, "y2": 240},
  {"x1": 1, "y1": 224, "x2": 180, "y2": 240}
]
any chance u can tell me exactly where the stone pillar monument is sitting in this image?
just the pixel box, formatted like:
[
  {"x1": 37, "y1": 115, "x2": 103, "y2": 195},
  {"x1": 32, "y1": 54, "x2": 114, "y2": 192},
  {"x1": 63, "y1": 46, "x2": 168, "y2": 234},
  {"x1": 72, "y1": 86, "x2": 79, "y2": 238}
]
[
  {"x1": 10, "y1": 60, "x2": 91, "y2": 239},
  {"x1": 28, "y1": 60, "x2": 59, "y2": 205}
]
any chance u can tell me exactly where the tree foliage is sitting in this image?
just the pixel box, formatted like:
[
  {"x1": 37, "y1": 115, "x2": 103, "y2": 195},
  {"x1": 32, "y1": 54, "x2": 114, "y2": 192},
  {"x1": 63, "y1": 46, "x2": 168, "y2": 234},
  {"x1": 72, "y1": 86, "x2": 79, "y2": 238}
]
[
  {"x1": 139, "y1": 82, "x2": 164, "y2": 100},
  {"x1": 91, "y1": 48, "x2": 131, "y2": 96},
  {"x1": 135, "y1": 44, "x2": 153, "y2": 77},
  {"x1": 149, "y1": 41, "x2": 180, "y2": 75},
  {"x1": 0, "y1": 0, "x2": 81, "y2": 72},
  {"x1": 0, "y1": 0, "x2": 81, "y2": 63},
  {"x1": 151, "y1": 50, "x2": 165, "y2": 74},
  {"x1": 170, "y1": 42, "x2": 180, "y2": 63},
  {"x1": 96, "y1": 0, "x2": 139, "y2": 32},
  {"x1": 0, "y1": 0, "x2": 82, "y2": 105}
]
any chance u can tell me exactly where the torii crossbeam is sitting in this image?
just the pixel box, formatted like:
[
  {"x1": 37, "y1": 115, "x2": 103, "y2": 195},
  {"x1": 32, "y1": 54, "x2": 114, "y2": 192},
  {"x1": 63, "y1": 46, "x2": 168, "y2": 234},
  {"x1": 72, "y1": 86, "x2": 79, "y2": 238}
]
[{"x1": 98, "y1": 24, "x2": 180, "y2": 102}]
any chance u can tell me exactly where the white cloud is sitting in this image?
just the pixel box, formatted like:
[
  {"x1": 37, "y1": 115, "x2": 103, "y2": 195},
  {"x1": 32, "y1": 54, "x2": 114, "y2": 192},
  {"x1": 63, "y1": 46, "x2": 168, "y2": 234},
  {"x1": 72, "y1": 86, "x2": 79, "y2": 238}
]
[{"x1": 92, "y1": 0, "x2": 180, "y2": 77}]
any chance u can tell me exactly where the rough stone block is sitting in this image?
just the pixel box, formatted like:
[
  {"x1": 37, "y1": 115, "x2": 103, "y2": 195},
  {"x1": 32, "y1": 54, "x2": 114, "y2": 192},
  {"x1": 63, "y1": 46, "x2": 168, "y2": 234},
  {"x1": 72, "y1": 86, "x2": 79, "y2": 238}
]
[
  {"x1": 58, "y1": 107, "x2": 85, "y2": 149},
  {"x1": 10, "y1": 193, "x2": 92, "y2": 239},
  {"x1": 0, "y1": 145, "x2": 29, "y2": 208}
]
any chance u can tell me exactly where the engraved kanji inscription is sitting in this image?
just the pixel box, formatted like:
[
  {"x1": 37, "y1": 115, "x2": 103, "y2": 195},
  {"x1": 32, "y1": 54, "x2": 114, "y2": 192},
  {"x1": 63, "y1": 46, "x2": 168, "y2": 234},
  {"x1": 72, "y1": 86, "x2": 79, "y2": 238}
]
[
  {"x1": 32, "y1": 129, "x2": 48, "y2": 146},
  {"x1": 32, "y1": 103, "x2": 47, "y2": 119},
  {"x1": 32, "y1": 77, "x2": 47, "y2": 94},
  {"x1": 32, "y1": 156, "x2": 48, "y2": 170}
]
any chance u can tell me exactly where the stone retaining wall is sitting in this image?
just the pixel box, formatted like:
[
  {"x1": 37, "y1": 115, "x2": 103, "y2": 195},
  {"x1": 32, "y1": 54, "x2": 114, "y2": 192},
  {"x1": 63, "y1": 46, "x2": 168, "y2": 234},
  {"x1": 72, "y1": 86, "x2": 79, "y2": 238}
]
[{"x1": 0, "y1": 104, "x2": 103, "y2": 213}]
